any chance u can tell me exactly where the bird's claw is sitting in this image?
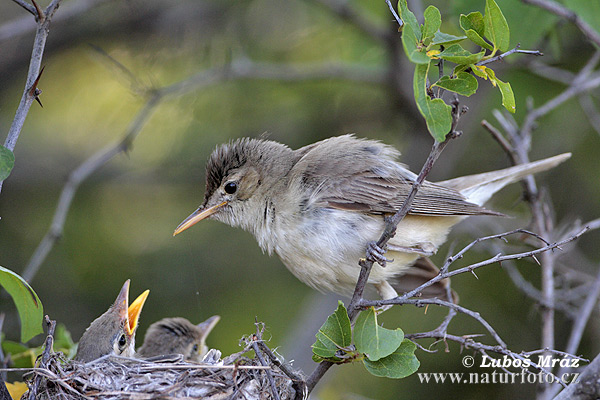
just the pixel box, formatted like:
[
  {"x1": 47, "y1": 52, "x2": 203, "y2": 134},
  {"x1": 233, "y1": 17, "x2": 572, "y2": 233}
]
[{"x1": 366, "y1": 242, "x2": 393, "y2": 267}]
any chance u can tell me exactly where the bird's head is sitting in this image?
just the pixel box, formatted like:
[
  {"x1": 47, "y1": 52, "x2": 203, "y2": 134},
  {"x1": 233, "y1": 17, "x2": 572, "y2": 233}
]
[
  {"x1": 173, "y1": 138, "x2": 294, "y2": 235},
  {"x1": 74, "y1": 279, "x2": 149, "y2": 363}
]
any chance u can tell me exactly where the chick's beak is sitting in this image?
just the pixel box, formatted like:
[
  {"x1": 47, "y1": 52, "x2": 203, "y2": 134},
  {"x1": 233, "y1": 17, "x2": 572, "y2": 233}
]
[
  {"x1": 173, "y1": 201, "x2": 228, "y2": 236},
  {"x1": 197, "y1": 315, "x2": 220, "y2": 337},
  {"x1": 127, "y1": 290, "x2": 149, "y2": 336}
]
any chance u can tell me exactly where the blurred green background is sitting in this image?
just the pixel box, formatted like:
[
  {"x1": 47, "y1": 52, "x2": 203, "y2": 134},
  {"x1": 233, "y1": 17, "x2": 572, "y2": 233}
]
[{"x1": 1, "y1": 0, "x2": 599, "y2": 399}]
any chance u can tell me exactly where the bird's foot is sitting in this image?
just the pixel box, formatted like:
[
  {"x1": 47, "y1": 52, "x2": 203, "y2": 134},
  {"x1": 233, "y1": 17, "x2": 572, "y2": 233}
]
[{"x1": 366, "y1": 241, "x2": 394, "y2": 267}]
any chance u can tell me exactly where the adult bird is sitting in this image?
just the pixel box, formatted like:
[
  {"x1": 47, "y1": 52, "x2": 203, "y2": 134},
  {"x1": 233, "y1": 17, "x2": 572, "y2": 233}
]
[{"x1": 173, "y1": 135, "x2": 570, "y2": 300}]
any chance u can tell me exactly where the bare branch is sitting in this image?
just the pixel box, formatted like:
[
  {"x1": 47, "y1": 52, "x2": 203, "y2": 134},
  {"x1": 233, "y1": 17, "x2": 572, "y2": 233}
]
[
  {"x1": 476, "y1": 44, "x2": 543, "y2": 66},
  {"x1": 12, "y1": 0, "x2": 36, "y2": 16},
  {"x1": 1, "y1": 0, "x2": 65, "y2": 194},
  {"x1": 361, "y1": 297, "x2": 508, "y2": 348},
  {"x1": 522, "y1": 0, "x2": 600, "y2": 48}
]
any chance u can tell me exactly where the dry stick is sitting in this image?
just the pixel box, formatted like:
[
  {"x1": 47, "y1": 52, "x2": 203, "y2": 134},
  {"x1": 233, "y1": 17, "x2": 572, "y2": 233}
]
[
  {"x1": 522, "y1": 0, "x2": 600, "y2": 48},
  {"x1": 1, "y1": 0, "x2": 63, "y2": 194},
  {"x1": 554, "y1": 351, "x2": 600, "y2": 400},
  {"x1": 253, "y1": 340, "x2": 307, "y2": 400},
  {"x1": 249, "y1": 341, "x2": 281, "y2": 400},
  {"x1": 27, "y1": 316, "x2": 56, "y2": 400}
]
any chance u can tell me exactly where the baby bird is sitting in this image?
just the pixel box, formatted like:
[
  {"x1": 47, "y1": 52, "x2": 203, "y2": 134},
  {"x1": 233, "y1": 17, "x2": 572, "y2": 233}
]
[
  {"x1": 137, "y1": 316, "x2": 220, "y2": 362},
  {"x1": 74, "y1": 280, "x2": 149, "y2": 362}
]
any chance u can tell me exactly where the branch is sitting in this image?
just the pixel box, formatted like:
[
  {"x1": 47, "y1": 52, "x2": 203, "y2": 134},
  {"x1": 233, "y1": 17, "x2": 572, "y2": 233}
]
[
  {"x1": 1, "y1": 0, "x2": 64, "y2": 194},
  {"x1": 554, "y1": 351, "x2": 600, "y2": 400},
  {"x1": 476, "y1": 44, "x2": 543, "y2": 66},
  {"x1": 27, "y1": 316, "x2": 56, "y2": 400},
  {"x1": 361, "y1": 297, "x2": 507, "y2": 348},
  {"x1": 522, "y1": 0, "x2": 600, "y2": 48}
]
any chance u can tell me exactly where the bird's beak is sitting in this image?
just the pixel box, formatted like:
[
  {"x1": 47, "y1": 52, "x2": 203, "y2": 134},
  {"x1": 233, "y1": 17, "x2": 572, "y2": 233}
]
[
  {"x1": 173, "y1": 201, "x2": 228, "y2": 236},
  {"x1": 197, "y1": 315, "x2": 220, "y2": 337},
  {"x1": 114, "y1": 280, "x2": 150, "y2": 337},
  {"x1": 127, "y1": 289, "x2": 149, "y2": 336}
]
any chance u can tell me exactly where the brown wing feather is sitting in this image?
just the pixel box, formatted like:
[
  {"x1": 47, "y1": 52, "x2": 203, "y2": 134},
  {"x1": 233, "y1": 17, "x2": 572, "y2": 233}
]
[{"x1": 292, "y1": 135, "x2": 499, "y2": 216}]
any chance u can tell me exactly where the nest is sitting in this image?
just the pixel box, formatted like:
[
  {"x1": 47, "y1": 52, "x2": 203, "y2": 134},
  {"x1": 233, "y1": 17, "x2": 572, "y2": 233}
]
[{"x1": 22, "y1": 332, "x2": 306, "y2": 400}]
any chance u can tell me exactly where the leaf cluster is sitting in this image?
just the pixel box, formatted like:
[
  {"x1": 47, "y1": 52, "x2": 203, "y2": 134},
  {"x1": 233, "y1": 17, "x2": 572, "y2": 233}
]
[
  {"x1": 312, "y1": 302, "x2": 419, "y2": 379},
  {"x1": 398, "y1": 0, "x2": 515, "y2": 141}
]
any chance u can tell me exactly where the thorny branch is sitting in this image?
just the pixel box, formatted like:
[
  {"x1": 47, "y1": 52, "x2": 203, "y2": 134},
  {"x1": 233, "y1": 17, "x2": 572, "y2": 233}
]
[
  {"x1": 1, "y1": 0, "x2": 63, "y2": 194},
  {"x1": 480, "y1": 48, "x2": 600, "y2": 399}
]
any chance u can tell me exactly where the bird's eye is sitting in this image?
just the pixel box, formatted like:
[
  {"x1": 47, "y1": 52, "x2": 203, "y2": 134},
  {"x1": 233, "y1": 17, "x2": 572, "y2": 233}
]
[
  {"x1": 118, "y1": 334, "x2": 127, "y2": 350},
  {"x1": 224, "y1": 181, "x2": 237, "y2": 194},
  {"x1": 192, "y1": 344, "x2": 199, "y2": 353}
]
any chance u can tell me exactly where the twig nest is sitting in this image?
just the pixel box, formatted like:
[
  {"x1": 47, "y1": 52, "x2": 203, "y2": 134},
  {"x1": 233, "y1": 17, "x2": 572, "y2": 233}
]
[{"x1": 24, "y1": 349, "x2": 298, "y2": 399}]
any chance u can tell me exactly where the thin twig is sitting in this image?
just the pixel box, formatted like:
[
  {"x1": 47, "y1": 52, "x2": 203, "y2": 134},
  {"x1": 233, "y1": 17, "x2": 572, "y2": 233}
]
[
  {"x1": 385, "y1": 0, "x2": 403, "y2": 27},
  {"x1": 476, "y1": 44, "x2": 543, "y2": 66},
  {"x1": 361, "y1": 297, "x2": 508, "y2": 348}
]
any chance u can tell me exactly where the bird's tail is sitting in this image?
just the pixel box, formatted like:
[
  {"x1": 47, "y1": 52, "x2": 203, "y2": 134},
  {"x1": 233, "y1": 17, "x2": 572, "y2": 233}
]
[{"x1": 438, "y1": 153, "x2": 571, "y2": 206}]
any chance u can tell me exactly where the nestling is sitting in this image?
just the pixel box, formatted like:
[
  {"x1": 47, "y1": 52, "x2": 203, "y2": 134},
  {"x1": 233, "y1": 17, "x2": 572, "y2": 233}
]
[
  {"x1": 137, "y1": 316, "x2": 220, "y2": 362},
  {"x1": 74, "y1": 280, "x2": 149, "y2": 362},
  {"x1": 173, "y1": 135, "x2": 570, "y2": 300}
]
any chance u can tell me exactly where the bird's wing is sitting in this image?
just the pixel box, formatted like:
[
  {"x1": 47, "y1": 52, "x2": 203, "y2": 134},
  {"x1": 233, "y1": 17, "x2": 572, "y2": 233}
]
[{"x1": 292, "y1": 135, "x2": 497, "y2": 216}]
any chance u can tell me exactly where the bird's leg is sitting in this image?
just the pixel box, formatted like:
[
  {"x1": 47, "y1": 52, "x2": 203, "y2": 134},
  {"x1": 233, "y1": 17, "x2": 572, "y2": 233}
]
[{"x1": 366, "y1": 242, "x2": 394, "y2": 267}]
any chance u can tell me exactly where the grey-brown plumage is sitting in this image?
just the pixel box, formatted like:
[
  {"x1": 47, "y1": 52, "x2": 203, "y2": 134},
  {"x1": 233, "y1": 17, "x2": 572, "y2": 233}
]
[
  {"x1": 137, "y1": 316, "x2": 220, "y2": 362},
  {"x1": 74, "y1": 280, "x2": 149, "y2": 363},
  {"x1": 174, "y1": 135, "x2": 571, "y2": 300}
]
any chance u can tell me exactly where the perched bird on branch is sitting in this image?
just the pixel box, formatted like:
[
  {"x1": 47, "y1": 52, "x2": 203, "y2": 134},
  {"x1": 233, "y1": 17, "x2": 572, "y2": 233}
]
[
  {"x1": 173, "y1": 135, "x2": 570, "y2": 301},
  {"x1": 74, "y1": 280, "x2": 149, "y2": 362},
  {"x1": 137, "y1": 316, "x2": 220, "y2": 362}
]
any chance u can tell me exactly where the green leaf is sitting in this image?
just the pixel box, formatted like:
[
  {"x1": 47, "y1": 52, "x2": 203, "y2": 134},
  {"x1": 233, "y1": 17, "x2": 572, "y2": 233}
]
[
  {"x1": 363, "y1": 339, "x2": 420, "y2": 379},
  {"x1": 398, "y1": 0, "x2": 430, "y2": 64},
  {"x1": 471, "y1": 65, "x2": 516, "y2": 113},
  {"x1": 354, "y1": 307, "x2": 404, "y2": 361},
  {"x1": 422, "y1": 6, "x2": 441, "y2": 43},
  {"x1": 1, "y1": 341, "x2": 40, "y2": 368},
  {"x1": 496, "y1": 78, "x2": 516, "y2": 113},
  {"x1": 311, "y1": 301, "x2": 351, "y2": 359},
  {"x1": 0, "y1": 146, "x2": 15, "y2": 181},
  {"x1": 430, "y1": 32, "x2": 467, "y2": 47},
  {"x1": 0, "y1": 267, "x2": 44, "y2": 343},
  {"x1": 460, "y1": 12, "x2": 493, "y2": 51},
  {"x1": 413, "y1": 63, "x2": 452, "y2": 141},
  {"x1": 438, "y1": 44, "x2": 485, "y2": 65},
  {"x1": 397, "y1": 0, "x2": 421, "y2": 38},
  {"x1": 434, "y1": 72, "x2": 478, "y2": 97},
  {"x1": 484, "y1": 0, "x2": 510, "y2": 52}
]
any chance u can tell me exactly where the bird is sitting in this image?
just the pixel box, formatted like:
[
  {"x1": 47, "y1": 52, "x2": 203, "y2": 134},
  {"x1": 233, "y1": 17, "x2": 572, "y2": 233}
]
[
  {"x1": 137, "y1": 315, "x2": 220, "y2": 362},
  {"x1": 173, "y1": 135, "x2": 570, "y2": 301},
  {"x1": 74, "y1": 280, "x2": 149, "y2": 362}
]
